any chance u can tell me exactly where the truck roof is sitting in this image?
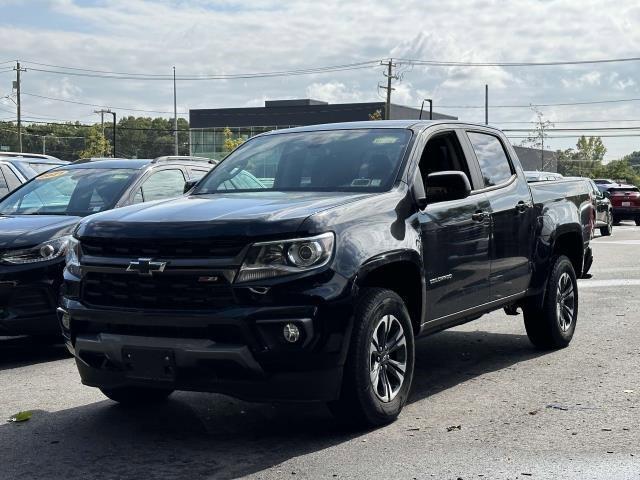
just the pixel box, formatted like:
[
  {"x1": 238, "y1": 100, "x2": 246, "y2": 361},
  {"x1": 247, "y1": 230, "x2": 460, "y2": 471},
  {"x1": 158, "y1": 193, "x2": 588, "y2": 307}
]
[{"x1": 263, "y1": 120, "x2": 503, "y2": 135}]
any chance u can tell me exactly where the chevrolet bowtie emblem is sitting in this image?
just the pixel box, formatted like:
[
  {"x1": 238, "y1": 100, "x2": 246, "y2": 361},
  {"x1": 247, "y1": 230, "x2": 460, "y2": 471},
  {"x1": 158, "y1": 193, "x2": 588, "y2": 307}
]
[{"x1": 126, "y1": 258, "x2": 168, "y2": 276}]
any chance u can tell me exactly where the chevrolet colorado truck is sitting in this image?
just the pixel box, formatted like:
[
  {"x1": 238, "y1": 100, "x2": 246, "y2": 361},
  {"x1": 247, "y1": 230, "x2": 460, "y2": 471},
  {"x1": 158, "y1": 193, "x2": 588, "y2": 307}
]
[{"x1": 60, "y1": 121, "x2": 592, "y2": 427}]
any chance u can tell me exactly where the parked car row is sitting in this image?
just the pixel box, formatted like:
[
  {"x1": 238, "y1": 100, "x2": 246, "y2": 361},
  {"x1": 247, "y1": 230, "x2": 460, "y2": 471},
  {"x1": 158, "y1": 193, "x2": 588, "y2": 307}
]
[
  {"x1": 0, "y1": 156, "x2": 214, "y2": 338},
  {"x1": 0, "y1": 152, "x2": 69, "y2": 196},
  {"x1": 525, "y1": 171, "x2": 615, "y2": 236},
  {"x1": 596, "y1": 181, "x2": 640, "y2": 226}
]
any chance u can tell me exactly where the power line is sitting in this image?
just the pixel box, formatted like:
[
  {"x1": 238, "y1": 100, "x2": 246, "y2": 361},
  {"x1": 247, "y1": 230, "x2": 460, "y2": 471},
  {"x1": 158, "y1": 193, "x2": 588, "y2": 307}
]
[
  {"x1": 22, "y1": 92, "x2": 189, "y2": 115},
  {"x1": 398, "y1": 56, "x2": 640, "y2": 67},
  {"x1": 504, "y1": 126, "x2": 640, "y2": 132},
  {"x1": 21, "y1": 60, "x2": 380, "y2": 81},
  {"x1": 414, "y1": 97, "x2": 640, "y2": 109}
]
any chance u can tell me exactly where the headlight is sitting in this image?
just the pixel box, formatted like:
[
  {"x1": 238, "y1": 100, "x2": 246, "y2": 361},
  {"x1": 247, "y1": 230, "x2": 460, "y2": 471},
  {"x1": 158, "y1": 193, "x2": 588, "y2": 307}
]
[
  {"x1": 65, "y1": 237, "x2": 81, "y2": 276},
  {"x1": 236, "y1": 233, "x2": 334, "y2": 283},
  {"x1": 1, "y1": 235, "x2": 71, "y2": 265}
]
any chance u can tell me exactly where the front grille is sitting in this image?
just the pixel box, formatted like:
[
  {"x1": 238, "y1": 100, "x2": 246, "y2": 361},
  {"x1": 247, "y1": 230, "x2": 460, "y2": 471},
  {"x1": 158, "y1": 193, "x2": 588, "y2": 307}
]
[
  {"x1": 81, "y1": 237, "x2": 246, "y2": 259},
  {"x1": 81, "y1": 272, "x2": 234, "y2": 310}
]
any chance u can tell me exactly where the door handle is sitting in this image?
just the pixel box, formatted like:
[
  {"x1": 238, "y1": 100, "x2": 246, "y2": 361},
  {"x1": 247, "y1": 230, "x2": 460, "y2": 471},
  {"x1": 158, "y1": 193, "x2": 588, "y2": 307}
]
[
  {"x1": 471, "y1": 211, "x2": 488, "y2": 222},
  {"x1": 516, "y1": 201, "x2": 531, "y2": 213}
]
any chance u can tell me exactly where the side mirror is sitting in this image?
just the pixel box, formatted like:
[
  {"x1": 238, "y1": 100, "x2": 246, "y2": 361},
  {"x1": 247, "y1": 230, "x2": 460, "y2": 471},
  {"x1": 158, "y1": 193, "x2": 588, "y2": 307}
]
[
  {"x1": 425, "y1": 171, "x2": 472, "y2": 203},
  {"x1": 184, "y1": 179, "x2": 198, "y2": 194},
  {"x1": 603, "y1": 191, "x2": 611, "y2": 199}
]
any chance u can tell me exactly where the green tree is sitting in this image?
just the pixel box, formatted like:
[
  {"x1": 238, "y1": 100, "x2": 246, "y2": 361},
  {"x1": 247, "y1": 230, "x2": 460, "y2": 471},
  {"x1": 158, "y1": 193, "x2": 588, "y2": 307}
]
[
  {"x1": 77, "y1": 125, "x2": 112, "y2": 158},
  {"x1": 557, "y1": 136, "x2": 607, "y2": 177},
  {"x1": 223, "y1": 127, "x2": 245, "y2": 152},
  {"x1": 368, "y1": 109, "x2": 383, "y2": 121}
]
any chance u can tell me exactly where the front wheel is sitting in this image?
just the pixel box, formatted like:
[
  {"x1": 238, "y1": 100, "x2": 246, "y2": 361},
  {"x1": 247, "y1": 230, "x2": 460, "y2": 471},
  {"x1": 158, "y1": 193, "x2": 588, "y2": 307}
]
[
  {"x1": 523, "y1": 255, "x2": 578, "y2": 349},
  {"x1": 328, "y1": 288, "x2": 415, "y2": 428},
  {"x1": 100, "y1": 387, "x2": 174, "y2": 405}
]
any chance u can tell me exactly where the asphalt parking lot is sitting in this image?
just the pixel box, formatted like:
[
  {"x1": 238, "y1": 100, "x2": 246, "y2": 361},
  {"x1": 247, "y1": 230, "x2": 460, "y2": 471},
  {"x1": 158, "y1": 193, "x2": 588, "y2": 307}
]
[{"x1": 1, "y1": 226, "x2": 639, "y2": 480}]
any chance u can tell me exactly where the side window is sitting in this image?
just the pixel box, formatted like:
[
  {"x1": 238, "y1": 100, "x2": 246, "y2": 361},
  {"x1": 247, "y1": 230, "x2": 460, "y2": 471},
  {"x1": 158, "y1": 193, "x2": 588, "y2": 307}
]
[
  {"x1": 417, "y1": 131, "x2": 472, "y2": 195},
  {"x1": 1, "y1": 166, "x2": 22, "y2": 191},
  {"x1": 134, "y1": 169, "x2": 185, "y2": 203},
  {"x1": 188, "y1": 168, "x2": 209, "y2": 180},
  {"x1": 0, "y1": 168, "x2": 9, "y2": 197},
  {"x1": 467, "y1": 132, "x2": 513, "y2": 187}
]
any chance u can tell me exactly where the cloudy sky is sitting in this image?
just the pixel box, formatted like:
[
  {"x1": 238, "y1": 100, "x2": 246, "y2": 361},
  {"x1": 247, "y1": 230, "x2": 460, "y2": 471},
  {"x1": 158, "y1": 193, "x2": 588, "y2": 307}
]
[{"x1": 1, "y1": 0, "x2": 639, "y2": 159}]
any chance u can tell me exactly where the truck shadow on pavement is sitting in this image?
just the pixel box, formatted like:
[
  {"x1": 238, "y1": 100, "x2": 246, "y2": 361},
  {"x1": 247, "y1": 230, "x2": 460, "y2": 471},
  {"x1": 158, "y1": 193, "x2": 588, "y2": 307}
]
[
  {"x1": 0, "y1": 329, "x2": 547, "y2": 479},
  {"x1": 0, "y1": 336, "x2": 69, "y2": 370}
]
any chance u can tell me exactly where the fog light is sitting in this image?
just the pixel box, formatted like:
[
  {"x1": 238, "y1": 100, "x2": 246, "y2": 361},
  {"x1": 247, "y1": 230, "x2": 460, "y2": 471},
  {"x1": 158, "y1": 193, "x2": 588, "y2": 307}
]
[
  {"x1": 61, "y1": 312, "x2": 71, "y2": 329},
  {"x1": 283, "y1": 323, "x2": 300, "y2": 343}
]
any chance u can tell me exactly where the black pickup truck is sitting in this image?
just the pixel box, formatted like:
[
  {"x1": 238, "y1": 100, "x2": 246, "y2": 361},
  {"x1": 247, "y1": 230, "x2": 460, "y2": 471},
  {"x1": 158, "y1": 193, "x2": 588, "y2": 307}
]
[{"x1": 60, "y1": 121, "x2": 592, "y2": 427}]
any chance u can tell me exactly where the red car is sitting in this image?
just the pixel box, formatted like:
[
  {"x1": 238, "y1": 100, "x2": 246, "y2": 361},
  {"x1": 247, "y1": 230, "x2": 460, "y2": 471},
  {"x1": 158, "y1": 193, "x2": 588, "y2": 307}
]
[{"x1": 605, "y1": 184, "x2": 640, "y2": 225}]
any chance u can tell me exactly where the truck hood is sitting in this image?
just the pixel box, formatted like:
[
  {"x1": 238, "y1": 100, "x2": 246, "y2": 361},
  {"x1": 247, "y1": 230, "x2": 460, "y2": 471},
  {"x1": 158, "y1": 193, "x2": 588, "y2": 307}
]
[
  {"x1": 76, "y1": 192, "x2": 373, "y2": 240},
  {"x1": 0, "y1": 215, "x2": 80, "y2": 250}
]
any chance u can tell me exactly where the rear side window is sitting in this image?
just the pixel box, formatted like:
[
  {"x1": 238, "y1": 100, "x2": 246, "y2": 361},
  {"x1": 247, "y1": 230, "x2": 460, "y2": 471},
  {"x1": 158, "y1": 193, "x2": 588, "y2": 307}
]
[
  {"x1": 467, "y1": 132, "x2": 513, "y2": 187},
  {"x1": 133, "y1": 169, "x2": 186, "y2": 203},
  {"x1": 188, "y1": 168, "x2": 209, "y2": 180},
  {"x1": 1, "y1": 165, "x2": 21, "y2": 190},
  {"x1": 0, "y1": 169, "x2": 8, "y2": 197}
]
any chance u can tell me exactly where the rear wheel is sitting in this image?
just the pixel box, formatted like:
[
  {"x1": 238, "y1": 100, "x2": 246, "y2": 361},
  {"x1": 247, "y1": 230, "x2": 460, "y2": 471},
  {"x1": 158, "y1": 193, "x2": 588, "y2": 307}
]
[
  {"x1": 523, "y1": 255, "x2": 578, "y2": 349},
  {"x1": 100, "y1": 387, "x2": 173, "y2": 405},
  {"x1": 328, "y1": 288, "x2": 415, "y2": 428},
  {"x1": 635, "y1": 217, "x2": 640, "y2": 226},
  {"x1": 600, "y1": 213, "x2": 613, "y2": 236}
]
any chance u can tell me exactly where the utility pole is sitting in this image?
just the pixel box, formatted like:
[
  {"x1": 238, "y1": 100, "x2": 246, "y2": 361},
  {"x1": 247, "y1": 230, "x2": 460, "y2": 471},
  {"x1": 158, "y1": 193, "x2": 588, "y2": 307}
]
[
  {"x1": 485, "y1": 84, "x2": 489, "y2": 125},
  {"x1": 380, "y1": 59, "x2": 397, "y2": 120},
  {"x1": 42, "y1": 135, "x2": 46, "y2": 154},
  {"x1": 173, "y1": 66, "x2": 178, "y2": 155},
  {"x1": 94, "y1": 110, "x2": 105, "y2": 155},
  {"x1": 94, "y1": 109, "x2": 116, "y2": 157},
  {"x1": 541, "y1": 130, "x2": 544, "y2": 170},
  {"x1": 13, "y1": 61, "x2": 26, "y2": 152}
]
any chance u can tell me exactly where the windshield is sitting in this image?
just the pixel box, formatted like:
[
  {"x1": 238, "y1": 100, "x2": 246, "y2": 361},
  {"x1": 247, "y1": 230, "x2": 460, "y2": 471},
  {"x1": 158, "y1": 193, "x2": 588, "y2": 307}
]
[
  {"x1": 0, "y1": 168, "x2": 137, "y2": 216},
  {"x1": 194, "y1": 129, "x2": 412, "y2": 194},
  {"x1": 609, "y1": 187, "x2": 639, "y2": 194}
]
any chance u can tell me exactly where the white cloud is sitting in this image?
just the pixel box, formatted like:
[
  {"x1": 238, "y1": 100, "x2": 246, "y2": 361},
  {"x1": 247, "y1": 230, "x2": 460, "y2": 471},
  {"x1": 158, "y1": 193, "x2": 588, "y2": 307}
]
[{"x1": 0, "y1": 0, "x2": 639, "y2": 158}]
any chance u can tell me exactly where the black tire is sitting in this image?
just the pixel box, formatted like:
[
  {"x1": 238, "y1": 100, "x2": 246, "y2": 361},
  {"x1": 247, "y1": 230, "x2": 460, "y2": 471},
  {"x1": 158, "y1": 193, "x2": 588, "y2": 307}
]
[
  {"x1": 600, "y1": 214, "x2": 613, "y2": 236},
  {"x1": 100, "y1": 387, "x2": 174, "y2": 405},
  {"x1": 613, "y1": 217, "x2": 621, "y2": 226},
  {"x1": 635, "y1": 218, "x2": 640, "y2": 226},
  {"x1": 328, "y1": 288, "x2": 415, "y2": 428},
  {"x1": 581, "y1": 247, "x2": 593, "y2": 278},
  {"x1": 523, "y1": 255, "x2": 578, "y2": 349}
]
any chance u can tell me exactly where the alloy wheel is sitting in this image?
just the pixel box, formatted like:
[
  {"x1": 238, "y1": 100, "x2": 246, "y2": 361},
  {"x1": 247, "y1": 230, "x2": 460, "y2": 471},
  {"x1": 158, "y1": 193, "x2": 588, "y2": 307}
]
[
  {"x1": 556, "y1": 272, "x2": 575, "y2": 332},
  {"x1": 369, "y1": 314, "x2": 407, "y2": 403}
]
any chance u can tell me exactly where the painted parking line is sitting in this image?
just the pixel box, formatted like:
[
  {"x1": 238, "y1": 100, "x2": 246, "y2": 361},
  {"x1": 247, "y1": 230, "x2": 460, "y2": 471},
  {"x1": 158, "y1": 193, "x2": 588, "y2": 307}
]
[
  {"x1": 578, "y1": 279, "x2": 640, "y2": 288},
  {"x1": 591, "y1": 240, "x2": 640, "y2": 245}
]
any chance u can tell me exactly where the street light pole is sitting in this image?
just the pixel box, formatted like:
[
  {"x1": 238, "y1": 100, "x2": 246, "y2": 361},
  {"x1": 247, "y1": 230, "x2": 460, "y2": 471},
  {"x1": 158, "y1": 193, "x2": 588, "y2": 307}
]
[{"x1": 173, "y1": 66, "x2": 178, "y2": 155}]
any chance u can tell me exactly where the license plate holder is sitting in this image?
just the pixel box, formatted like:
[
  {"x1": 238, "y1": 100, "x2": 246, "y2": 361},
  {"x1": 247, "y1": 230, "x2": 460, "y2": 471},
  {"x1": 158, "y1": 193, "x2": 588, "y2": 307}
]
[
  {"x1": 122, "y1": 347, "x2": 176, "y2": 381},
  {"x1": 622, "y1": 201, "x2": 631, "y2": 207}
]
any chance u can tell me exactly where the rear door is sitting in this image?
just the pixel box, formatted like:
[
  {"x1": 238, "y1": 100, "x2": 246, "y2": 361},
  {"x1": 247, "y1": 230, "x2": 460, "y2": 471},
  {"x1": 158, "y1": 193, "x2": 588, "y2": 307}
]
[
  {"x1": 415, "y1": 128, "x2": 492, "y2": 322},
  {"x1": 464, "y1": 130, "x2": 534, "y2": 301}
]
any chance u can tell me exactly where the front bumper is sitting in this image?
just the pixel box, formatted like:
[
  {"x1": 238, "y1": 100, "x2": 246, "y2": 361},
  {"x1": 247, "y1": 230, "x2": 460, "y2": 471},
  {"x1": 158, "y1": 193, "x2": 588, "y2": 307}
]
[
  {"x1": 612, "y1": 207, "x2": 640, "y2": 219},
  {"x1": 60, "y1": 267, "x2": 354, "y2": 402},
  {"x1": 70, "y1": 332, "x2": 343, "y2": 402},
  {"x1": 0, "y1": 262, "x2": 63, "y2": 336}
]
